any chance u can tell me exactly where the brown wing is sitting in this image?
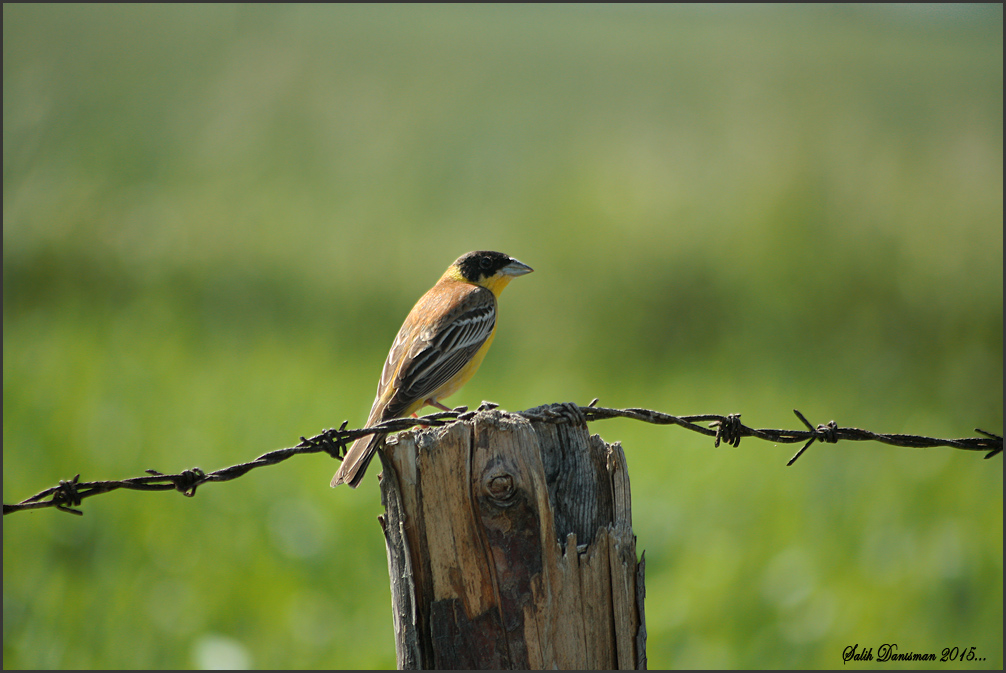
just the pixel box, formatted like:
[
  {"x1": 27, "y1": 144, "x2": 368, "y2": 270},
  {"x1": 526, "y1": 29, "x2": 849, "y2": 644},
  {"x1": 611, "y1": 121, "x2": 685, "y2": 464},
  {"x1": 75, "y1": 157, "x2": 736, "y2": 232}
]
[
  {"x1": 383, "y1": 286, "x2": 496, "y2": 417},
  {"x1": 331, "y1": 281, "x2": 496, "y2": 488}
]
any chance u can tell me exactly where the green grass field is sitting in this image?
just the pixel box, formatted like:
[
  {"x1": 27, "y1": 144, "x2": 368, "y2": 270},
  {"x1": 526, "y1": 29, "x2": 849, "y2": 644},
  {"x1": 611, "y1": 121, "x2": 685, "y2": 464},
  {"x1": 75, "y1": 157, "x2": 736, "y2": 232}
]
[{"x1": 4, "y1": 5, "x2": 1002, "y2": 669}]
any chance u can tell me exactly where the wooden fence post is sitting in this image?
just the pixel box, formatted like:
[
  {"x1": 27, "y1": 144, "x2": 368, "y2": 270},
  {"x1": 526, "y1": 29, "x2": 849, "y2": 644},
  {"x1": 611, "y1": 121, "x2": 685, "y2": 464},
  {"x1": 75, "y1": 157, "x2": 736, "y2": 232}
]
[{"x1": 376, "y1": 403, "x2": 646, "y2": 670}]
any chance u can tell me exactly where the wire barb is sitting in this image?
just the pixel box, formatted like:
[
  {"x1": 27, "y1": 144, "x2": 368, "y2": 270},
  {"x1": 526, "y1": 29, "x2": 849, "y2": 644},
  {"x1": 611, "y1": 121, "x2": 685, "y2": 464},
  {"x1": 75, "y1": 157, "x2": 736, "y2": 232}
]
[
  {"x1": 975, "y1": 429, "x2": 1003, "y2": 459},
  {"x1": 3, "y1": 403, "x2": 1000, "y2": 516},
  {"x1": 53, "y1": 475, "x2": 84, "y2": 516},
  {"x1": 786, "y1": 410, "x2": 840, "y2": 465},
  {"x1": 712, "y1": 414, "x2": 743, "y2": 448}
]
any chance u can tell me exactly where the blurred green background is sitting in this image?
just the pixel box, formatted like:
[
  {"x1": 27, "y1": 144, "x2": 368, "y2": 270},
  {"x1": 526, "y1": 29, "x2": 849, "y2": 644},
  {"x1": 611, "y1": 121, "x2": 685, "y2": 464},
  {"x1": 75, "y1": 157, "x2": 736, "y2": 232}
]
[{"x1": 4, "y1": 4, "x2": 1002, "y2": 669}]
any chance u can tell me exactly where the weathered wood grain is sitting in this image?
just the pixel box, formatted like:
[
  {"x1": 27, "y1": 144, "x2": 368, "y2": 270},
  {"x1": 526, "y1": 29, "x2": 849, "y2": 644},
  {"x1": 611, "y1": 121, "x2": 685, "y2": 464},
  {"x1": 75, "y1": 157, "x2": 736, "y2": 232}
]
[{"x1": 378, "y1": 405, "x2": 646, "y2": 669}]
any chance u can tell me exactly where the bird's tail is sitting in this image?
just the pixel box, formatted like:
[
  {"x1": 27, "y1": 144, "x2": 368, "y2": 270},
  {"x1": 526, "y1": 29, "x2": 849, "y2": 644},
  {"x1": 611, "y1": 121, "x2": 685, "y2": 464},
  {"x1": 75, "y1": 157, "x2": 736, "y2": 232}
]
[{"x1": 330, "y1": 432, "x2": 385, "y2": 488}]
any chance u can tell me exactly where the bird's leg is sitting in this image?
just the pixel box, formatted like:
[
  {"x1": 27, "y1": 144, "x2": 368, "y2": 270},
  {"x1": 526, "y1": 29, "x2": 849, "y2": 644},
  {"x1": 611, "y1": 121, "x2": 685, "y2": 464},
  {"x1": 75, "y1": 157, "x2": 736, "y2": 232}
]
[{"x1": 413, "y1": 399, "x2": 452, "y2": 427}]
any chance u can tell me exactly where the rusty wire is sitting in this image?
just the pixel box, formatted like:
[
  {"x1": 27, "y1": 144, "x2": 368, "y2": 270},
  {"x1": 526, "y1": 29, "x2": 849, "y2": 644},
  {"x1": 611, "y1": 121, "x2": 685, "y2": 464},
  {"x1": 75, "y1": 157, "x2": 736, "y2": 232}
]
[{"x1": 3, "y1": 401, "x2": 1000, "y2": 516}]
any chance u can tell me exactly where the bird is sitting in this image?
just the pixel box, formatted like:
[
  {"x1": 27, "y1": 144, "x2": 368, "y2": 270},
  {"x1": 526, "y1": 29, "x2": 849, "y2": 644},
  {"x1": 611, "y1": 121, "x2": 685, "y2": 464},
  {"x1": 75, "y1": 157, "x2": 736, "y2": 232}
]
[{"x1": 331, "y1": 250, "x2": 533, "y2": 488}]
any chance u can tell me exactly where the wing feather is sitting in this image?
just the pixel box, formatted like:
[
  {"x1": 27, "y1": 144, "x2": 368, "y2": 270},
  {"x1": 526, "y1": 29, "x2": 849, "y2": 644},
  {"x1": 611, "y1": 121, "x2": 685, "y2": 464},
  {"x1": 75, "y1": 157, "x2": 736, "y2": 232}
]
[{"x1": 384, "y1": 288, "x2": 496, "y2": 418}]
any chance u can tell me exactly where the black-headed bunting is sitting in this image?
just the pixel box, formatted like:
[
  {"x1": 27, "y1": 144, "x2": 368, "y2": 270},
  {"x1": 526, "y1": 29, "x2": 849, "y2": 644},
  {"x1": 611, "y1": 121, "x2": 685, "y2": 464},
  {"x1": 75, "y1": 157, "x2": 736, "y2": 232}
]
[{"x1": 331, "y1": 251, "x2": 533, "y2": 488}]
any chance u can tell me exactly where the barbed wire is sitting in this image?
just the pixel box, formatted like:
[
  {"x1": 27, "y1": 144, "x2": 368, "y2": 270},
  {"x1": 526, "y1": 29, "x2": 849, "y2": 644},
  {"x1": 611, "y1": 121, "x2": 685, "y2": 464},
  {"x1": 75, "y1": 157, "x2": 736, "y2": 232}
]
[{"x1": 3, "y1": 401, "x2": 1000, "y2": 516}]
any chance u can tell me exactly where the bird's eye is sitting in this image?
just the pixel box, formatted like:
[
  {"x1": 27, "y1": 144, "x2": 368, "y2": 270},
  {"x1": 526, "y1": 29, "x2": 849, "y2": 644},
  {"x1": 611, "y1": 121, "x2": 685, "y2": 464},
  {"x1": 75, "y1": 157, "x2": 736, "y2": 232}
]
[{"x1": 479, "y1": 257, "x2": 492, "y2": 270}]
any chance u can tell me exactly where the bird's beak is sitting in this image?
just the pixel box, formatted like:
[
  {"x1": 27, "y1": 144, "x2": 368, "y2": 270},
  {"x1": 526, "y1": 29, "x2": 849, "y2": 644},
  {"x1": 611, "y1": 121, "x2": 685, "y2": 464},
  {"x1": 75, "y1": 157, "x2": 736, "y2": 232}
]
[{"x1": 502, "y1": 258, "x2": 534, "y2": 277}]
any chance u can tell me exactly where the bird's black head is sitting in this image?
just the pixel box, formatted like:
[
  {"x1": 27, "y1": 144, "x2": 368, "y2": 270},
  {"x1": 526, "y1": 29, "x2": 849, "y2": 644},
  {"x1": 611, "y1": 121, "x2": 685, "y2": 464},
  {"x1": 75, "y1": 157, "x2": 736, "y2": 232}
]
[{"x1": 455, "y1": 250, "x2": 518, "y2": 283}]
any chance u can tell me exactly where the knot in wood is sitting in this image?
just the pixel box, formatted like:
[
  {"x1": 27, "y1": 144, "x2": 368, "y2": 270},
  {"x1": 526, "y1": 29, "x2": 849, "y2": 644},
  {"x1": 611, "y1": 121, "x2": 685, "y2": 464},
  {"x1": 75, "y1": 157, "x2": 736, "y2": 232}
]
[{"x1": 483, "y1": 472, "x2": 516, "y2": 506}]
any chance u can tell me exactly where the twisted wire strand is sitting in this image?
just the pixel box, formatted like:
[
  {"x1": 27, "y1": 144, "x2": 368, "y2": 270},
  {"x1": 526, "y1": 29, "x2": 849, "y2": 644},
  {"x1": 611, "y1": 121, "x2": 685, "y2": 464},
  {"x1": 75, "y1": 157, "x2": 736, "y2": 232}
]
[{"x1": 4, "y1": 401, "x2": 1000, "y2": 516}]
